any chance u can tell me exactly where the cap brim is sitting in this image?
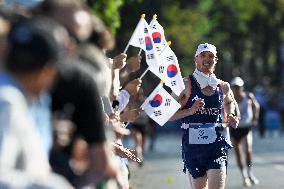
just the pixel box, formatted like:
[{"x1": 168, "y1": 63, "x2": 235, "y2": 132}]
[{"x1": 196, "y1": 49, "x2": 216, "y2": 57}]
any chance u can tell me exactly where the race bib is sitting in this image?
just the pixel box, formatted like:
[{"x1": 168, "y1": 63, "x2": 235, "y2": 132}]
[{"x1": 188, "y1": 127, "x2": 217, "y2": 144}]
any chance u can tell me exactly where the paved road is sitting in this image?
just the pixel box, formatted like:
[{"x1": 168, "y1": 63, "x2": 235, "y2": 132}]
[{"x1": 128, "y1": 131, "x2": 284, "y2": 189}]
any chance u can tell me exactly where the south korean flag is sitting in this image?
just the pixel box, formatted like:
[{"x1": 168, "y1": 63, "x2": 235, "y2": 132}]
[
  {"x1": 149, "y1": 45, "x2": 185, "y2": 96},
  {"x1": 128, "y1": 15, "x2": 160, "y2": 68},
  {"x1": 141, "y1": 83, "x2": 181, "y2": 126}
]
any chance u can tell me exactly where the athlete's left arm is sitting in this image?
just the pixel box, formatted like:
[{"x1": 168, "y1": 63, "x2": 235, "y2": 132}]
[
  {"x1": 220, "y1": 81, "x2": 239, "y2": 128},
  {"x1": 248, "y1": 92, "x2": 260, "y2": 125}
]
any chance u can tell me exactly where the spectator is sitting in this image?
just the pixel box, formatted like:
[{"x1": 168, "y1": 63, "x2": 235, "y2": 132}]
[{"x1": 0, "y1": 16, "x2": 72, "y2": 188}]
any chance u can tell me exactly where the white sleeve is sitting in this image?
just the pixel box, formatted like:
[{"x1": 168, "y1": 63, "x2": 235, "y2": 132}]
[
  {"x1": 14, "y1": 99, "x2": 50, "y2": 176},
  {"x1": 0, "y1": 103, "x2": 19, "y2": 170},
  {"x1": 108, "y1": 58, "x2": 113, "y2": 68},
  {"x1": 0, "y1": 92, "x2": 50, "y2": 176},
  {"x1": 117, "y1": 89, "x2": 130, "y2": 111}
]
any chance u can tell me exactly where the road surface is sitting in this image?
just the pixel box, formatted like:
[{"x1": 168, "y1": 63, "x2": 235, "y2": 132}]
[{"x1": 128, "y1": 131, "x2": 284, "y2": 189}]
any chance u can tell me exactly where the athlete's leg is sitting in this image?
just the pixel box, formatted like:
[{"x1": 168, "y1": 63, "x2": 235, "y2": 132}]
[
  {"x1": 233, "y1": 137, "x2": 251, "y2": 187},
  {"x1": 245, "y1": 130, "x2": 259, "y2": 184},
  {"x1": 244, "y1": 130, "x2": 252, "y2": 169},
  {"x1": 207, "y1": 169, "x2": 226, "y2": 189},
  {"x1": 191, "y1": 174, "x2": 208, "y2": 189},
  {"x1": 188, "y1": 173, "x2": 195, "y2": 189},
  {"x1": 231, "y1": 139, "x2": 244, "y2": 175}
]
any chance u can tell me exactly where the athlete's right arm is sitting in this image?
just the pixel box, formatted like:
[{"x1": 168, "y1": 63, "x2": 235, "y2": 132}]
[
  {"x1": 170, "y1": 78, "x2": 203, "y2": 120},
  {"x1": 170, "y1": 99, "x2": 203, "y2": 120}
]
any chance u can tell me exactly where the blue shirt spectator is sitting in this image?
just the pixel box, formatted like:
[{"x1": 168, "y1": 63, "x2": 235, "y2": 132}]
[{"x1": 29, "y1": 92, "x2": 53, "y2": 156}]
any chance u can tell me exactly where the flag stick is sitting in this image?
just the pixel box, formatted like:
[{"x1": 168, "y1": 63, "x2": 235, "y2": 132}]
[
  {"x1": 125, "y1": 122, "x2": 130, "y2": 127},
  {"x1": 123, "y1": 44, "x2": 130, "y2": 54},
  {"x1": 139, "y1": 67, "x2": 149, "y2": 80},
  {"x1": 138, "y1": 48, "x2": 143, "y2": 55}
]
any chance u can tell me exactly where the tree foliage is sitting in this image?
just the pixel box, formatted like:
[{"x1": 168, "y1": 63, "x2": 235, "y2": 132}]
[{"x1": 87, "y1": 0, "x2": 124, "y2": 34}]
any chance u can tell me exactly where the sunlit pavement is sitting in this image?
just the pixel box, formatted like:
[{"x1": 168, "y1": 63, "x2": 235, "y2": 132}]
[{"x1": 128, "y1": 130, "x2": 284, "y2": 189}]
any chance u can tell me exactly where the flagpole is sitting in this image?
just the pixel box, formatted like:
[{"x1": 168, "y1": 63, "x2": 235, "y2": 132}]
[
  {"x1": 139, "y1": 67, "x2": 149, "y2": 80},
  {"x1": 123, "y1": 13, "x2": 146, "y2": 54},
  {"x1": 124, "y1": 42, "x2": 143, "y2": 54},
  {"x1": 123, "y1": 44, "x2": 130, "y2": 54},
  {"x1": 138, "y1": 48, "x2": 143, "y2": 55}
]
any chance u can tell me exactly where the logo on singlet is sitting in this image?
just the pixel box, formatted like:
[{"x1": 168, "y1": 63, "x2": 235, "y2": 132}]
[{"x1": 192, "y1": 95, "x2": 199, "y2": 101}]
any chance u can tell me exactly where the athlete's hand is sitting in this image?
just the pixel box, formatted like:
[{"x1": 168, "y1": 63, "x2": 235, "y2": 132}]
[
  {"x1": 227, "y1": 114, "x2": 239, "y2": 129},
  {"x1": 189, "y1": 98, "x2": 205, "y2": 115}
]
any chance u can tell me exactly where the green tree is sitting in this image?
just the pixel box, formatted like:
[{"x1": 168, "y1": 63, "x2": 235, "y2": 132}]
[
  {"x1": 207, "y1": 0, "x2": 267, "y2": 81},
  {"x1": 161, "y1": 0, "x2": 214, "y2": 76},
  {"x1": 87, "y1": 0, "x2": 125, "y2": 34}
]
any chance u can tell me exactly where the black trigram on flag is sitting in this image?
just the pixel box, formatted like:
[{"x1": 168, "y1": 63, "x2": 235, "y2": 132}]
[
  {"x1": 166, "y1": 56, "x2": 174, "y2": 61},
  {"x1": 144, "y1": 27, "x2": 148, "y2": 33},
  {"x1": 147, "y1": 54, "x2": 154, "y2": 59},
  {"x1": 165, "y1": 99, "x2": 171, "y2": 106},
  {"x1": 139, "y1": 38, "x2": 144, "y2": 45},
  {"x1": 151, "y1": 24, "x2": 157, "y2": 30},
  {"x1": 155, "y1": 46, "x2": 161, "y2": 52},
  {"x1": 171, "y1": 81, "x2": 177, "y2": 86},
  {"x1": 159, "y1": 66, "x2": 164, "y2": 73},
  {"x1": 154, "y1": 110, "x2": 162, "y2": 116}
]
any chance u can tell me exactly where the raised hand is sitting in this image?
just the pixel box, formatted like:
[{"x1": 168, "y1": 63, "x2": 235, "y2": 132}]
[
  {"x1": 113, "y1": 53, "x2": 127, "y2": 70},
  {"x1": 190, "y1": 98, "x2": 205, "y2": 115},
  {"x1": 112, "y1": 142, "x2": 142, "y2": 163}
]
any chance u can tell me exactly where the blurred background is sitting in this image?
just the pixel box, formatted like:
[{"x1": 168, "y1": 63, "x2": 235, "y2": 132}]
[
  {"x1": 90, "y1": 0, "x2": 284, "y2": 83},
  {"x1": 87, "y1": 1, "x2": 284, "y2": 188},
  {"x1": 88, "y1": 0, "x2": 284, "y2": 137}
]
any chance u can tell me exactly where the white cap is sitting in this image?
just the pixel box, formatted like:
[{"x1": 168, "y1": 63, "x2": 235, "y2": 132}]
[
  {"x1": 195, "y1": 43, "x2": 217, "y2": 57},
  {"x1": 230, "y1": 77, "x2": 244, "y2": 87}
]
